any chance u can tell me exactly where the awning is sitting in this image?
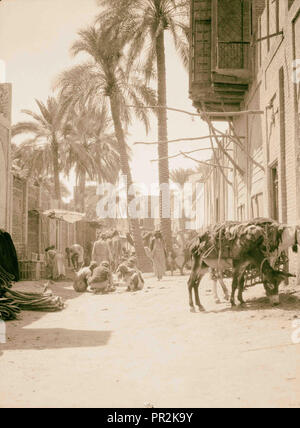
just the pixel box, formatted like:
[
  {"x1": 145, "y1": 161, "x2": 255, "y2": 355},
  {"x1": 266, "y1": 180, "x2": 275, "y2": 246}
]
[{"x1": 42, "y1": 209, "x2": 85, "y2": 224}]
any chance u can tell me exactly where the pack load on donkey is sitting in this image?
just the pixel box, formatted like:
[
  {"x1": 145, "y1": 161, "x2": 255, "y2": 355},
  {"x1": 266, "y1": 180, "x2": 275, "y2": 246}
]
[
  {"x1": 187, "y1": 218, "x2": 296, "y2": 311},
  {"x1": 191, "y1": 218, "x2": 290, "y2": 282}
]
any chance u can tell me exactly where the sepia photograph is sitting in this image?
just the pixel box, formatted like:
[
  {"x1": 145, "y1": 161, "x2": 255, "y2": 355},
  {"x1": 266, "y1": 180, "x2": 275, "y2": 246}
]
[{"x1": 0, "y1": 0, "x2": 300, "y2": 412}]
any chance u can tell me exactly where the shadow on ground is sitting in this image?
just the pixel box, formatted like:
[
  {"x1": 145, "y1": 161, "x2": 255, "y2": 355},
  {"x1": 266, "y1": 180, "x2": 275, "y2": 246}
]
[
  {"x1": 0, "y1": 279, "x2": 112, "y2": 353},
  {"x1": 205, "y1": 292, "x2": 300, "y2": 315},
  {"x1": 1, "y1": 328, "x2": 112, "y2": 351}
]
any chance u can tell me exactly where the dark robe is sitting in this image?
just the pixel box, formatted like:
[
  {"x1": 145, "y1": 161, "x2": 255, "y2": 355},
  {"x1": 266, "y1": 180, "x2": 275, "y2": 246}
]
[{"x1": 0, "y1": 229, "x2": 20, "y2": 281}]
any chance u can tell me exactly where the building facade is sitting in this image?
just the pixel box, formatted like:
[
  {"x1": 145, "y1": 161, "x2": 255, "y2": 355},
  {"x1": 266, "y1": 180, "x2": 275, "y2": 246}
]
[
  {"x1": 0, "y1": 83, "x2": 12, "y2": 232},
  {"x1": 189, "y1": 0, "x2": 300, "y2": 278},
  {"x1": 11, "y1": 174, "x2": 98, "y2": 279}
]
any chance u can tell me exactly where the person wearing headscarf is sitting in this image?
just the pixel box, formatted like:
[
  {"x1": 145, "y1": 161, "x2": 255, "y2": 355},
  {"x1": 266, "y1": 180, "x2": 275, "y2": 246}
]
[
  {"x1": 150, "y1": 230, "x2": 167, "y2": 281},
  {"x1": 88, "y1": 261, "x2": 115, "y2": 294},
  {"x1": 73, "y1": 261, "x2": 98, "y2": 293},
  {"x1": 45, "y1": 246, "x2": 65, "y2": 281},
  {"x1": 45, "y1": 246, "x2": 56, "y2": 280},
  {"x1": 116, "y1": 262, "x2": 144, "y2": 292}
]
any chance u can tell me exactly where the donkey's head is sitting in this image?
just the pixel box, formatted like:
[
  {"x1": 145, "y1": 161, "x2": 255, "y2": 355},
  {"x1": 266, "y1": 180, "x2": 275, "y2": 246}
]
[{"x1": 263, "y1": 269, "x2": 295, "y2": 305}]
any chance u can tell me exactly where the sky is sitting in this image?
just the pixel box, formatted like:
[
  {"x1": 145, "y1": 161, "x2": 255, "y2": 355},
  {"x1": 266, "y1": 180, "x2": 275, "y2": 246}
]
[{"x1": 0, "y1": 0, "x2": 227, "y2": 197}]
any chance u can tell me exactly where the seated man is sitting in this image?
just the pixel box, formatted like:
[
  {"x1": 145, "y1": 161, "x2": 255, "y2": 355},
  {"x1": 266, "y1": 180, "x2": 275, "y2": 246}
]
[
  {"x1": 73, "y1": 261, "x2": 98, "y2": 293},
  {"x1": 116, "y1": 261, "x2": 144, "y2": 292},
  {"x1": 88, "y1": 261, "x2": 115, "y2": 294}
]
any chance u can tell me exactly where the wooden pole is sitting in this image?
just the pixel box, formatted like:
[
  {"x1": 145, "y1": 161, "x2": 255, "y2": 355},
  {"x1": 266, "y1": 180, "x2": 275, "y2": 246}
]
[
  {"x1": 134, "y1": 135, "x2": 244, "y2": 146},
  {"x1": 125, "y1": 105, "x2": 264, "y2": 117},
  {"x1": 150, "y1": 147, "x2": 233, "y2": 163},
  {"x1": 201, "y1": 108, "x2": 245, "y2": 176}
]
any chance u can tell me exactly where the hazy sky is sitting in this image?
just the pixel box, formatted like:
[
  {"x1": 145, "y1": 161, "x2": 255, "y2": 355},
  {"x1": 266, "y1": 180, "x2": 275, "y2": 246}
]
[{"x1": 0, "y1": 0, "x2": 226, "y2": 193}]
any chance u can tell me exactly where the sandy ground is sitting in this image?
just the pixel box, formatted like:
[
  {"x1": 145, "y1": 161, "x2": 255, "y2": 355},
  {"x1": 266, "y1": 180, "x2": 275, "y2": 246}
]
[{"x1": 0, "y1": 273, "x2": 300, "y2": 408}]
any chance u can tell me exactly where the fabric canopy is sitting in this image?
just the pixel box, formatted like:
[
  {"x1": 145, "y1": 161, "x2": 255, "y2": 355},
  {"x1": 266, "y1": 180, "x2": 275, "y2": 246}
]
[{"x1": 43, "y1": 209, "x2": 85, "y2": 224}]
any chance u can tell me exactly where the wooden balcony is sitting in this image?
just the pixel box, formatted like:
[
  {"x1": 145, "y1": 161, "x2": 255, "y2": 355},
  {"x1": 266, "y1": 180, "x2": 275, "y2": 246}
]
[
  {"x1": 217, "y1": 41, "x2": 250, "y2": 70},
  {"x1": 189, "y1": 0, "x2": 252, "y2": 119}
]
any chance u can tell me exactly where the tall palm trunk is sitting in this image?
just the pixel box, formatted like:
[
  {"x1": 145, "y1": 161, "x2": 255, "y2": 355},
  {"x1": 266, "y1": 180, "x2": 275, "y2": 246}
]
[
  {"x1": 109, "y1": 94, "x2": 152, "y2": 272},
  {"x1": 51, "y1": 137, "x2": 61, "y2": 204},
  {"x1": 156, "y1": 30, "x2": 172, "y2": 252},
  {"x1": 78, "y1": 170, "x2": 86, "y2": 213}
]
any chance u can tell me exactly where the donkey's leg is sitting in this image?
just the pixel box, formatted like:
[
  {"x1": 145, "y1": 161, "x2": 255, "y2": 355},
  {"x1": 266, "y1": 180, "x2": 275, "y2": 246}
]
[
  {"x1": 237, "y1": 275, "x2": 246, "y2": 305},
  {"x1": 187, "y1": 256, "x2": 201, "y2": 312},
  {"x1": 237, "y1": 261, "x2": 250, "y2": 305},
  {"x1": 194, "y1": 274, "x2": 204, "y2": 311},
  {"x1": 218, "y1": 273, "x2": 229, "y2": 301},
  {"x1": 230, "y1": 273, "x2": 238, "y2": 307},
  {"x1": 212, "y1": 279, "x2": 220, "y2": 303},
  {"x1": 194, "y1": 263, "x2": 209, "y2": 311}
]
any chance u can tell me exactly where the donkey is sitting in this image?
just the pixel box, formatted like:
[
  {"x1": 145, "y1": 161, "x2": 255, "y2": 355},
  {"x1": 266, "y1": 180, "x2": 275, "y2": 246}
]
[{"x1": 187, "y1": 221, "x2": 297, "y2": 312}]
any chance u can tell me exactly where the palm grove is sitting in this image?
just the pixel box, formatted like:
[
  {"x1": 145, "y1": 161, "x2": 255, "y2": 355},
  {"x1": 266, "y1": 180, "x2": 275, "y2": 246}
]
[{"x1": 12, "y1": 0, "x2": 190, "y2": 271}]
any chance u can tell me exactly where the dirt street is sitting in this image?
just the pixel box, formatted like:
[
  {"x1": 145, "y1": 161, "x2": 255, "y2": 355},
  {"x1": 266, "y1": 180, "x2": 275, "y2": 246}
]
[{"x1": 0, "y1": 274, "x2": 300, "y2": 408}]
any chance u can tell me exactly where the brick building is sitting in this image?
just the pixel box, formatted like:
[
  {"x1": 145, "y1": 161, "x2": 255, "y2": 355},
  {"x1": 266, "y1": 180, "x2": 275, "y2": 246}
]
[
  {"x1": 189, "y1": 0, "x2": 300, "y2": 279},
  {"x1": 0, "y1": 83, "x2": 12, "y2": 232},
  {"x1": 11, "y1": 174, "x2": 98, "y2": 279}
]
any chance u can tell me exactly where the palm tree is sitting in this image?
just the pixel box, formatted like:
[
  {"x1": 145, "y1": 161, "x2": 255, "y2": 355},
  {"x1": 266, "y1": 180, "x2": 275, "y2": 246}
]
[
  {"x1": 55, "y1": 25, "x2": 156, "y2": 271},
  {"x1": 97, "y1": 0, "x2": 189, "y2": 251},
  {"x1": 63, "y1": 103, "x2": 120, "y2": 212},
  {"x1": 170, "y1": 167, "x2": 194, "y2": 231},
  {"x1": 12, "y1": 97, "x2": 68, "y2": 203},
  {"x1": 170, "y1": 167, "x2": 195, "y2": 188}
]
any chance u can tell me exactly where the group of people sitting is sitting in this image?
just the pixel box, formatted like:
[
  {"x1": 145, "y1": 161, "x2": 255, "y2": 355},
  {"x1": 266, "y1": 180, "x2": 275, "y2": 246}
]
[
  {"x1": 45, "y1": 230, "x2": 144, "y2": 295},
  {"x1": 44, "y1": 228, "x2": 196, "y2": 295},
  {"x1": 73, "y1": 255, "x2": 144, "y2": 295}
]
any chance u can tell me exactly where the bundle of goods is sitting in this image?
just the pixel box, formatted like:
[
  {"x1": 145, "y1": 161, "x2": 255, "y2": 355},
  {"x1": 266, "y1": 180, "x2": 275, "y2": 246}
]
[
  {"x1": 0, "y1": 266, "x2": 64, "y2": 321},
  {"x1": 0, "y1": 265, "x2": 14, "y2": 290},
  {"x1": 191, "y1": 218, "x2": 288, "y2": 287},
  {"x1": 0, "y1": 297, "x2": 21, "y2": 320},
  {"x1": 4, "y1": 289, "x2": 64, "y2": 312}
]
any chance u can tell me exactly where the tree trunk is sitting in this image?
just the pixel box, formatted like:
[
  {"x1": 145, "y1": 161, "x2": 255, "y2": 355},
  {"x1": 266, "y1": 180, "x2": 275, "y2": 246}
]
[
  {"x1": 156, "y1": 30, "x2": 173, "y2": 252},
  {"x1": 51, "y1": 137, "x2": 61, "y2": 205},
  {"x1": 78, "y1": 170, "x2": 86, "y2": 213},
  {"x1": 109, "y1": 94, "x2": 152, "y2": 273}
]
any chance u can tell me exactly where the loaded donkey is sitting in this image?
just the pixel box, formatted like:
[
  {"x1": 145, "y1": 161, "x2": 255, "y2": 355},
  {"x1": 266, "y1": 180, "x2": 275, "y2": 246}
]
[{"x1": 187, "y1": 218, "x2": 298, "y2": 312}]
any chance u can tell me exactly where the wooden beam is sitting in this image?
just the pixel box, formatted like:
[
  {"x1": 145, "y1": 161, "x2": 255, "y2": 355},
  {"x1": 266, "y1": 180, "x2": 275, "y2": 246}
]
[
  {"x1": 201, "y1": 107, "x2": 245, "y2": 176},
  {"x1": 134, "y1": 135, "x2": 245, "y2": 146},
  {"x1": 228, "y1": 123, "x2": 265, "y2": 172},
  {"x1": 125, "y1": 105, "x2": 264, "y2": 117},
  {"x1": 179, "y1": 151, "x2": 233, "y2": 170},
  {"x1": 151, "y1": 147, "x2": 234, "y2": 163},
  {"x1": 209, "y1": 134, "x2": 233, "y2": 187},
  {"x1": 253, "y1": 31, "x2": 283, "y2": 44}
]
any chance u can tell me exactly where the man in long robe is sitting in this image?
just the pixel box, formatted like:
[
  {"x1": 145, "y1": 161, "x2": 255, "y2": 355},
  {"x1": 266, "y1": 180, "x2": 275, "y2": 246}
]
[{"x1": 92, "y1": 235, "x2": 112, "y2": 266}]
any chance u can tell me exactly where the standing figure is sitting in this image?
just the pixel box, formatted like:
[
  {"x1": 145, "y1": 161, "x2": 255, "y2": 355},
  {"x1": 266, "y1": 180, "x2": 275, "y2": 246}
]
[
  {"x1": 91, "y1": 235, "x2": 112, "y2": 266},
  {"x1": 65, "y1": 247, "x2": 71, "y2": 268},
  {"x1": 67, "y1": 244, "x2": 84, "y2": 271},
  {"x1": 53, "y1": 252, "x2": 66, "y2": 280},
  {"x1": 110, "y1": 230, "x2": 122, "y2": 272},
  {"x1": 45, "y1": 246, "x2": 56, "y2": 280},
  {"x1": 150, "y1": 231, "x2": 167, "y2": 281},
  {"x1": 45, "y1": 246, "x2": 65, "y2": 280}
]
